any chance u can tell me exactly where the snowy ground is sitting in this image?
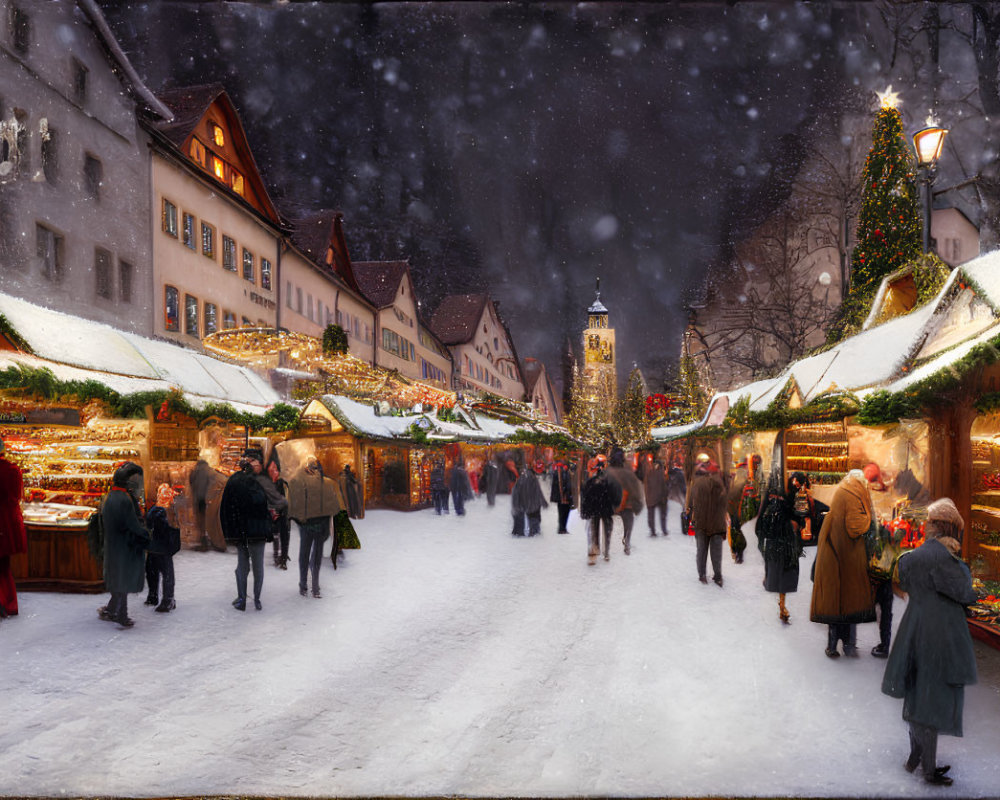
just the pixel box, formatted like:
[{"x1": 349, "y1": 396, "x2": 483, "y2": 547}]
[{"x1": 2, "y1": 490, "x2": 1000, "y2": 799}]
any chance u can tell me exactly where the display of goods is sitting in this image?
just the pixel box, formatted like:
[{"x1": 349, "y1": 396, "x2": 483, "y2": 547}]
[
  {"x1": 888, "y1": 516, "x2": 925, "y2": 549},
  {"x1": 980, "y1": 471, "x2": 1000, "y2": 491},
  {"x1": 20, "y1": 501, "x2": 94, "y2": 526},
  {"x1": 970, "y1": 580, "x2": 1000, "y2": 627},
  {"x1": 972, "y1": 440, "x2": 993, "y2": 461}
]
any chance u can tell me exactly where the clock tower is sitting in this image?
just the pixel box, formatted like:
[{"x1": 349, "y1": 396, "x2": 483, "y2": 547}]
[{"x1": 580, "y1": 279, "x2": 617, "y2": 428}]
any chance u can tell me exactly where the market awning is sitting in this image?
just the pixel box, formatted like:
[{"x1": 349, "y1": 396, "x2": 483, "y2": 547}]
[{"x1": 0, "y1": 292, "x2": 279, "y2": 412}]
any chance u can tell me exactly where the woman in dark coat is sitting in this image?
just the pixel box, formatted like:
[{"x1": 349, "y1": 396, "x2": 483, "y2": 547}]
[
  {"x1": 99, "y1": 462, "x2": 150, "y2": 628},
  {"x1": 881, "y1": 498, "x2": 978, "y2": 787},
  {"x1": 755, "y1": 470, "x2": 803, "y2": 623}
]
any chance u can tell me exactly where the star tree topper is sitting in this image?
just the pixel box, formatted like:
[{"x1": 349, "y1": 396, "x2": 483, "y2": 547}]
[{"x1": 877, "y1": 85, "x2": 901, "y2": 110}]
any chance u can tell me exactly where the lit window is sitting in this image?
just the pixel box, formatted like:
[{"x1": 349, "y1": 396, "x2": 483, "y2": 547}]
[
  {"x1": 185, "y1": 294, "x2": 199, "y2": 336},
  {"x1": 261, "y1": 258, "x2": 272, "y2": 290},
  {"x1": 201, "y1": 222, "x2": 215, "y2": 258},
  {"x1": 212, "y1": 124, "x2": 225, "y2": 147},
  {"x1": 164, "y1": 286, "x2": 179, "y2": 331},
  {"x1": 189, "y1": 138, "x2": 206, "y2": 166},
  {"x1": 242, "y1": 248, "x2": 254, "y2": 282},
  {"x1": 204, "y1": 303, "x2": 217, "y2": 334},
  {"x1": 223, "y1": 310, "x2": 236, "y2": 330},
  {"x1": 162, "y1": 199, "x2": 178, "y2": 237},
  {"x1": 182, "y1": 213, "x2": 196, "y2": 249},
  {"x1": 119, "y1": 260, "x2": 133, "y2": 303},
  {"x1": 231, "y1": 170, "x2": 244, "y2": 196},
  {"x1": 222, "y1": 235, "x2": 236, "y2": 271},
  {"x1": 212, "y1": 156, "x2": 225, "y2": 180},
  {"x1": 95, "y1": 248, "x2": 112, "y2": 299}
]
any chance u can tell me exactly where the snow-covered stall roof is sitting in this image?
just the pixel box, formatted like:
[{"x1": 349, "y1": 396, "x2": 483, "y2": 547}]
[
  {"x1": 958, "y1": 249, "x2": 1000, "y2": 309},
  {"x1": 0, "y1": 292, "x2": 279, "y2": 411}
]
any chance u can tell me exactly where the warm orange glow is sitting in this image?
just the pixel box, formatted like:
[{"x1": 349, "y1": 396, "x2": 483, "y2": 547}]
[
  {"x1": 212, "y1": 124, "x2": 225, "y2": 147},
  {"x1": 231, "y1": 171, "x2": 244, "y2": 196},
  {"x1": 213, "y1": 157, "x2": 224, "y2": 180}
]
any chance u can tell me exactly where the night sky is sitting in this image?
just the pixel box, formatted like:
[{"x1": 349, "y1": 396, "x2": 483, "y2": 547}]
[{"x1": 98, "y1": 2, "x2": 977, "y2": 392}]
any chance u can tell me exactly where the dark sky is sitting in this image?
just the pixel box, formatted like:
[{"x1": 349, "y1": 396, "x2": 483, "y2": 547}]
[{"x1": 99, "y1": 1, "x2": 905, "y2": 390}]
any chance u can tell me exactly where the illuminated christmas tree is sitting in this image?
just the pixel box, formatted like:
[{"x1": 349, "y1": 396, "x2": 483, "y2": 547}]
[
  {"x1": 829, "y1": 86, "x2": 922, "y2": 342},
  {"x1": 613, "y1": 365, "x2": 649, "y2": 447}
]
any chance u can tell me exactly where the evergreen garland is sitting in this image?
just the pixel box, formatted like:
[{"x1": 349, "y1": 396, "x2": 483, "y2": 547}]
[
  {"x1": 0, "y1": 314, "x2": 33, "y2": 353},
  {"x1": 321, "y1": 324, "x2": 349, "y2": 356}
]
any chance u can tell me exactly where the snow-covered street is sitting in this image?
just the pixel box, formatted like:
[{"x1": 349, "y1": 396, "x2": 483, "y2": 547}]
[{"x1": 2, "y1": 492, "x2": 999, "y2": 798}]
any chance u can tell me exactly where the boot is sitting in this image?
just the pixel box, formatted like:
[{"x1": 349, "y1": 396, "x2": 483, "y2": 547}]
[
  {"x1": 825, "y1": 627, "x2": 840, "y2": 658},
  {"x1": 144, "y1": 593, "x2": 158, "y2": 607},
  {"x1": 154, "y1": 598, "x2": 176, "y2": 613},
  {"x1": 778, "y1": 595, "x2": 790, "y2": 624}
]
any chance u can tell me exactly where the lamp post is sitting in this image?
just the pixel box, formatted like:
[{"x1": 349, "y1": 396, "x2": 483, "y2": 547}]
[{"x1": 912, "y1": 123, "x2": 948, "y2": 254}]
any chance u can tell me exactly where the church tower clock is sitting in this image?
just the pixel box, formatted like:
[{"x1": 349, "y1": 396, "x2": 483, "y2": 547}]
[{"x1": 580, "y1": 278, "x2": 617, "y2": 428}]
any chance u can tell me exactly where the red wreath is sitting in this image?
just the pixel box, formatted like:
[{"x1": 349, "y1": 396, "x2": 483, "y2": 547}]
[{"x1": 644, "y1": 393, "x2": 674, "y2": 419}]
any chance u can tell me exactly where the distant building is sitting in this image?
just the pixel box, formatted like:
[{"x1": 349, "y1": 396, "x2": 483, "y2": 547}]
[
  {"x1": 522, "y1": 357, "x2": 561, "y2": 424},
  {"x1": 578, "y1": 281, "x2": 617, "y2": 428},
  {"x1": 352, "y1": 260, "x2": 452, "y2": 387},
  {"x1": 427, "y1": 293, "x2": 526, "y2": 402},
  {"x1": 0, "y1": 0, "x2": 171, "y2": 333},
  {"x1": 147, "y1": 84, "x2": 282, "y2": 343},
  {"x1": 932, "y1": 205, "x2": 980, "y2": 267}
]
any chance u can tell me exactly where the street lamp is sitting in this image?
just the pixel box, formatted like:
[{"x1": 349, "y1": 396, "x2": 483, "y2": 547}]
[{"x1": 912, "y1": 123, "x2": 948, "y2": 254}]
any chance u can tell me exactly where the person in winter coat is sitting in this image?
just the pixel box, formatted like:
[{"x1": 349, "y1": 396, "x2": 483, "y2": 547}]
[
  {"x1": 580, "y1": 455, "x2": 622, "y2": 564},
  {"x1": 755, "y1": 470, "x2": 803, "y2": 623},
  {"x1": 644, "y1": 458, "x2": 667, "y2": 537},
  {"x1": 287, "y1": 457, "x2": 341, "y2": 599},
  {"x1": 188, "y1": 457, "x2": 214, "y2": 551},
  {"x1": 266, "y1": 455, "x2": 290, "y2": 570},
  {"x1": 666, "y1": 461, "x2": 687, "y2": 532},
  {"x1": 685, "y1": 456, "x2": 728, "y2": 586},
  {"x1": 607, "y1": 448, "x2": 644, "y2": 556},
  {"x1": 550, "y1": 459, "x2": 576, "y2": 534},
  {"x1": 483, "y1": 457, "x2": 500, "y2": 507},
  {"x1": 809, "y1": 469, "x2": 876, "y2": 658},
  {"x1": 449, "y1": 460, "x2": 473, "y2": 516},
  {"x1": 98, "y1": 462, "x2": 150, "y2": 628},
  {"x1": 220, "y1": 449, "x2": 272, "y2": 611},
  {"x1": 502, "y1": 454, "x2": 519, "y2": 494},
  {"x1": 881, "y1": 498, "x2": 978, "y2": 787},
  {"x1": 726, "y1": 461, "x2": 749, "y2": 562},
  {"x1": 144, "y1": 483, "x2": 180, "y2": 613},
  {"x1": 0, "y1": 439, "x2": 28, "y2": 621},
  {"x1": 511, "y1": 463, "x2": 548, "y2": 536},
  {"x1": 339, "y1": 464, "x2": 363, "y2": 519},
  {"x1": 430, "y1": 459, "x2": 449, "y2": 515}
]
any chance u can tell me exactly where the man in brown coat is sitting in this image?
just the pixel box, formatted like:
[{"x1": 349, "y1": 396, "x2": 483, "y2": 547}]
[
  {"x1": 685, "y1": 455, "x2": 728, "y2": 586},
  {"x1": 810, "y1": 469, "x2": 876, "y2": 658},
  {"x1": 643, "y1": 458, "x2": 667, "y2": 537}
]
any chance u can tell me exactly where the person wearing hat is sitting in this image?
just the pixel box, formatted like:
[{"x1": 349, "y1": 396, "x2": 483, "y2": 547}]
[
  {"x1": 685, "y1": 454, "x2": 728, "y2": 586},
  {"x1": 98, "y1": 462, "x2": 151, "y2": 627},
  {"x1": 143, "y1": 483, "x2": 180, "y2": 612},
  {"x1": 220, "y1": 449, "x2": 272, "y2": 611},
  {"x1": 0, "y1": 438, "x2": 27, "y2": 621},
  {"x1": 579, "y1": 454, "x2": 621, "y2": 565},
  {"x1": 881, "y1": 498, "x2": 978, "y2": 787},
  {"x1": 511, "y1": 461, "x2": 548, "y2": 537}
]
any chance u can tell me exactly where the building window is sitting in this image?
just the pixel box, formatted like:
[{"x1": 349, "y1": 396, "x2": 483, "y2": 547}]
[
  {"x1": 201, "y1": 222, "x2": 215, "y2": 258},
  {"x1": 296, "y1": 287, "x2": 303, "y2": 313},
  {"x1": 307, "y1": 294, "x2": 313, "y2": 321},
  {"x1": 162, "y1": 199, "x2": 178, "y2": 237},
  {"x1": 189, "y1": 138, "x2": 206, "y2": 167},
  {"x1": 261, "y1": 258, "x2": 272, "y2": 291},
  {"x1": 212, "y1": 124, "x2": 225, "y2": 147},
  {"x1": 164, "y1": 286, "x2": 179, "y2": 331},
  {"x1": 35, "y1": 223, "x2": 63, "y2": 283},
  {"x1": 242, "y1": 248, "x2": 254, "y2": 282},
  {"x1": 10, "y1": 4, "x2": 30, "y2": 55},
  {"x1": 185, "y1": 294, "x2": 198, "y2": 336},
  {"x1": 40, "y1": 121, "x2": 56, "y2": 183},
  {"x1": 286, "y1": 281, "x2": 293, "y2": 308},
  {"x1": 231, "y1": 169, "x2": 244, "y2": 196},
  {"x1": 83, "y1": 154, "x2": 102, "y2": 200},
  {"x1": 119, "y1": 260, "x2": 133, "y2": 303},
  {"x1": 222, "y1": 310, "x2": 236, "y2": 330},
  {"x1": 241, "y1": 316, "x2": 252, "y2": 328},
  {"x1": 182, "y1": 213, "x2": 196, "y2": 249},
  {"x1": 204, "y1": 303, "x2": 217, "y2": 335},
  {"x1": 72, "y1": 58, "x2": 88, "y2": 106},
  {"x1": 222, "y1": 235, "x2": 236, "y2": 271},
  {"x1": 95, "y1": 248, "x2": 112, "y2": 299},
  {"x1": 212, "y1": 155, "x2": 225, "y2": 181}
]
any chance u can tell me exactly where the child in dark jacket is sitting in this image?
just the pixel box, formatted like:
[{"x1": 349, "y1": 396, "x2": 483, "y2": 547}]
[{"x1": 144, "y1": 483, "x2": 180, "y2": 612}]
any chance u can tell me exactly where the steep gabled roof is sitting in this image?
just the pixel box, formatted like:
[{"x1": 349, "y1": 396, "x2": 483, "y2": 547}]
[
  {"x1": 522, "y1": 357, "x2": 544, "y2": 395},
  {"x1": 352, "y1": 261, "x2": 411, "y2": 309},
  {"x1": 428, "y1": 294, "x2": 489, "y2": 345},
  {"x1": 289, "y1": 211, "x2": 362, "y2": 294},
  {"x1": 152, "y1": 83, "x2": 281, "y2": 225}
]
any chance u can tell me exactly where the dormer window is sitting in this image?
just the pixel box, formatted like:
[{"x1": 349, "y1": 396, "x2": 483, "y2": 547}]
[
  {"x1": 189, "y1": 138, "x2": 206, "y2": 167},
  {"x1": 212, "y1": 124, "x2": 225, "y2": 147},
  {"x1": 212, "y1": 155, "x2": 224, "y2": 181}
]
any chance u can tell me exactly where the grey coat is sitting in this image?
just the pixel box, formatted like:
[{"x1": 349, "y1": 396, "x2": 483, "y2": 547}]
[
  {"x1": 881, "y1": 538, "x2": 978, "y2": 736},
  {"x1": 101, "y1": 488, "x2": 150, "y2": 593}
]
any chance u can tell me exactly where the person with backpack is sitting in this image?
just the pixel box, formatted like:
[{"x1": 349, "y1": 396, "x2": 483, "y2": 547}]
[
  {"x1": 98, "y1": 462, "x2": 150, "y2": 628},
  {"x1": 144, "y1": 483, "x2": 180, "y2": 613},
  {"x1": 579, "y1": 455, "x2": 621, "y2": 565}
]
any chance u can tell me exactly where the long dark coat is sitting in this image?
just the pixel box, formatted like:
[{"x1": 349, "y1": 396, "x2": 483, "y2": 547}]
[
  {"x1": 881, "y1": 538, "x2": 978, "y2": 736},
  {"x1": 449, "y1": 465, "x2": 474, "y2": 500},
  {"x1": 101, "y1": 487, "x2": 150, "y2": 593},
  {"x1": 643, "y1": 465, "x2": 666, "y2": 508},
  {"x1": 483, "y1": 461, "x2": 500, "y2": 504},
  {"x1": 809, "y1": 475, "x2": 876, "y2": 624},
  {"x1": 220, "y1": 470, "x2": 272, "y2": 545},
  {"x1": 550, "y1": 464, "x2": 576, "y2": 507},
  {"x1": 685, "y1": 465, "x2": 727, "y2": 535},
  {"x1": 756, "y1": 488, "x2": 802, "y2": 593},
  {"x1": 512, "y1": 471, "x2": 547, "y2": 516}
]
